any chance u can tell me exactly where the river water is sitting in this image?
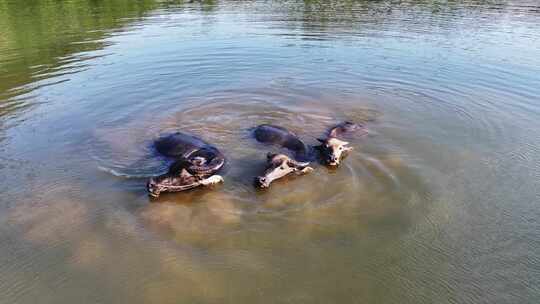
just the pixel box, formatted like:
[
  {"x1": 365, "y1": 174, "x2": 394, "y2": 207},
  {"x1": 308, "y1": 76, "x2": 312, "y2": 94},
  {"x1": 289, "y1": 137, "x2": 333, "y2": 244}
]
[{"x1": 1, "y1": 0, "x2": 539, "y2": 303}]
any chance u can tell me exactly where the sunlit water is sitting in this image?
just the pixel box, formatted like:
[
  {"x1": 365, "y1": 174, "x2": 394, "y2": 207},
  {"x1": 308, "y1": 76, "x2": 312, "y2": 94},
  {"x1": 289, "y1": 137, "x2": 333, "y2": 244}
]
[{"x1": 1, "y1": 0, "x2": 540, "y2": 303}]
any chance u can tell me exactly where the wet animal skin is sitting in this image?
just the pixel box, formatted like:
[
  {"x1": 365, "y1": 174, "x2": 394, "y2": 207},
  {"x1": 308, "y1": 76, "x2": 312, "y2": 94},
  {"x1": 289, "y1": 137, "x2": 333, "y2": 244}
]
[
  {"x1": 252, "y1": 122, "x2": 366, "y2": 188},
  {"x1": 314, "y1": 121, "x2": 366, "y2": 166},
  {"x1": 147, "y1": 122, "x2": 366, "y2": 196},
  {"x1": 147, "y1": 132, "x2": 225, "y2": 197}
]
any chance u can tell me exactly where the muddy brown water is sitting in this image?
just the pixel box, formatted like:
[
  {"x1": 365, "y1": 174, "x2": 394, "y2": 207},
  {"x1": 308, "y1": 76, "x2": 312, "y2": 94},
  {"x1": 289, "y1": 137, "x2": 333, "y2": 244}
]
[{"x1": 1, "y1": 1, "x2": 540, "y2": 303}]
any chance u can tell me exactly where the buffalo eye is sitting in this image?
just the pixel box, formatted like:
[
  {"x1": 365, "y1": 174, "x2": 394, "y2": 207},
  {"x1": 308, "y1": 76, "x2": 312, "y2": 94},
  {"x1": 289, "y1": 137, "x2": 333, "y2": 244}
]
[{"x1": 280, "y1": 166, "x2": 285, "y2": 170}]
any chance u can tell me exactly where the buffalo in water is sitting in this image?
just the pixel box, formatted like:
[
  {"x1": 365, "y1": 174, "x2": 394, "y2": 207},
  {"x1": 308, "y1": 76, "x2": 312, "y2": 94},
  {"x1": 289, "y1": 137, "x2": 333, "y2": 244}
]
[
  {"x1": 146, "y1": 121, "x2": 367, "y2": 196},
  {"x1": 252, "y1": 121, "x2": 367, "y2": 188},
  {"x1": 147, "y1": 132, "x2": 225, "y2": 197}
]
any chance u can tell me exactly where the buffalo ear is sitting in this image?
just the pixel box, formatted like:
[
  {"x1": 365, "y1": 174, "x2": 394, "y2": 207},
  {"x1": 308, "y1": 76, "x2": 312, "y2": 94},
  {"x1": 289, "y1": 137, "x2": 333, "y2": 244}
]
[
  {"x1": 179, "y1": 168, "x2": 192, "y2": 178},
  {"x1": 267, "y1": 152, "x2": 277, "y2": 160},
  {"x1": 316, "y1": 138, "x2": 326, "y2": 143}
]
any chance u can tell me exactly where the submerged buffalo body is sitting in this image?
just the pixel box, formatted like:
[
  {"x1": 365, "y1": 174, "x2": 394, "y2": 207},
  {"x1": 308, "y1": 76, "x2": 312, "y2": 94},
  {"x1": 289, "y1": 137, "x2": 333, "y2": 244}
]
[
  {"x1": 147, "y1": 132, "x2": 225, "y2": 197},
  {"x1": 252, "y1": 122, "x2": 367, "y2": 188},
  {"x1": 253, "y1": 125, "x2": 313, "y2": 188},
  {"x1": 145, "y1": 122, "x2": 366, "y2": 195},
  {"x1": 253, "y1": 124, "x2": 311, "y2": 161},
  {"x1": 315, "y1": 121, "x2": 366, "y2": 166}
]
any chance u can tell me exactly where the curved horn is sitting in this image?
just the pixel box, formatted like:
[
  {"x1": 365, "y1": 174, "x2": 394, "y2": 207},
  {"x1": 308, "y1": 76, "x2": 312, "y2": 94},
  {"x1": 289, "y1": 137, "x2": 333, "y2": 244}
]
[
  {"x1": 287, "y1": 159, "x2": 310, "y2": 168},
  {"x1": 167, "y1": 159, "x2": 193, "y2": 175},
  {"x1": 187, "y1": 153, "x2": 225, "y2": 176}
]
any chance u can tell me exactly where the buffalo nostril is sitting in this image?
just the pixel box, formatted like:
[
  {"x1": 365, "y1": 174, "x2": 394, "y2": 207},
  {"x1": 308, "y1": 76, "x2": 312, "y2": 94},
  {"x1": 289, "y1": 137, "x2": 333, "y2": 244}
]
[
  {"x1": 254, "y1": 177, "x2": 268, "y2": 188},
  {"x1": 147, "y1": 178, "x2": 159, "y2": 194}
]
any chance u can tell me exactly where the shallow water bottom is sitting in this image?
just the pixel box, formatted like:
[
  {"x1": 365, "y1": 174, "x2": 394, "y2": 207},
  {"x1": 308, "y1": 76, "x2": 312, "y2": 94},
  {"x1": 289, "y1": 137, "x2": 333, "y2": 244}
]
[{"x1": 1, "y1": 91, "x2": 444, "y2": 303}]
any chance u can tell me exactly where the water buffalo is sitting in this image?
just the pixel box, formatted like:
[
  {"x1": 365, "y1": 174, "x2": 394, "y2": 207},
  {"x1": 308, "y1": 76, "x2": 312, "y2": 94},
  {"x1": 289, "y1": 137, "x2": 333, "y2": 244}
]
[
  {"x1": 147, "y1": 132, "x2": 225, "y2": 197},
  {"x1": 254, "y1": 152, "x2": 313, "y2": 188},
  {"x1": 315, "y1": 121, "x2": 367, "y2": 166},
  {"x1": 252, "y1": 124, "x2": 314, "y2": 188},
  {"x1": 252, "y1": 122, "x2": 366, "y2": 188}
]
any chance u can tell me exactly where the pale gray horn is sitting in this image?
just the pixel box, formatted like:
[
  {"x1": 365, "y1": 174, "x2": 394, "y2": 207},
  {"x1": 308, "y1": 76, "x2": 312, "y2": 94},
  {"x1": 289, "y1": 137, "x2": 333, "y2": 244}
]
[
  {"x1": 287, "y1": 159, "x2": 310, "y2": 167},
  {"x1": 187, "y1": 154, "x2": 225, "y2": 176}
]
